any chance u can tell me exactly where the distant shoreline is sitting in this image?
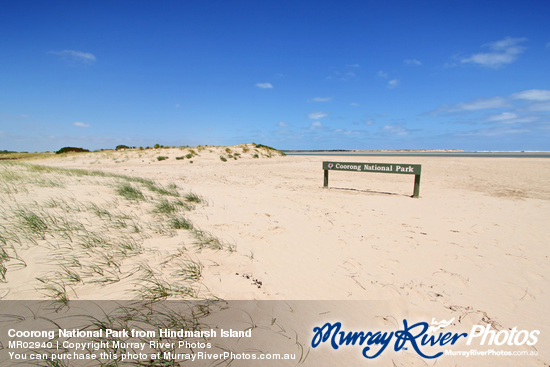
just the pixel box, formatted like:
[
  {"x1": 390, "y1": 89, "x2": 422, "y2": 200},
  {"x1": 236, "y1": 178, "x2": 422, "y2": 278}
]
[{"x1": 282, "y1": 150, "x2": 550, "y2": 158}]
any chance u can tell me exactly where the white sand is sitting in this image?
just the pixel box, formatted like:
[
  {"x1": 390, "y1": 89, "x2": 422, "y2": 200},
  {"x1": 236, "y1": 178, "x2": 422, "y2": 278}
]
[{"x1": 4, "y1": 145, "x2": 548, "y2": 366}]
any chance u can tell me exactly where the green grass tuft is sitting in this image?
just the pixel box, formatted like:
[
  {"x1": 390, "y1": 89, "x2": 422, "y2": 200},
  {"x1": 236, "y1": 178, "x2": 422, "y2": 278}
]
[
  {"x1": 168, "y1": 216, "x2": 193, "y2": 230},
  {"x1": 184, "y1": 192, "x2": 203, "y2": 204},
  {"x1": 116, "y1": 183, "x2": 145, "y2": 200}
]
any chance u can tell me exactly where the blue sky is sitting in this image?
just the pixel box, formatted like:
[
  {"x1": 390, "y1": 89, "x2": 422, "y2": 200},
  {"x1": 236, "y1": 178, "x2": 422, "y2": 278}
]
[{"x1": 1, "y1": 0, "x2": 549, "y2": 152}]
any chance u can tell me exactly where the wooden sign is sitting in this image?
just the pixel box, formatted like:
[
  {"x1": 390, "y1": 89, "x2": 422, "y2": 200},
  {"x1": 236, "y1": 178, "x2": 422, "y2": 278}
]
[{"x1": 323, "y1": 161, "x2": 422, "y2": 198}]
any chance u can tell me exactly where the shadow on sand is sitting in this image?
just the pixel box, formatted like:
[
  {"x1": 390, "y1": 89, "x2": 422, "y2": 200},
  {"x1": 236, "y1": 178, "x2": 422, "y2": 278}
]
[{"x1": 327, "y1": 186, "x2": 412, "y2": 197}]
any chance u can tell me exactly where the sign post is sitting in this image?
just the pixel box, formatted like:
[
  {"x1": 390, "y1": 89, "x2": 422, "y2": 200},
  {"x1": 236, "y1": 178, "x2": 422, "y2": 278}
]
[{"x1": 322, "y1": 161, "x2": 422, "y2": 198}]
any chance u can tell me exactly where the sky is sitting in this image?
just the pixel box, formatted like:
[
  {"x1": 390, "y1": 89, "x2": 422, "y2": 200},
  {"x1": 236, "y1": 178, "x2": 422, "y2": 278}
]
[{"x1": 1, "y1": 0, "x2": 550, "y2": 152}]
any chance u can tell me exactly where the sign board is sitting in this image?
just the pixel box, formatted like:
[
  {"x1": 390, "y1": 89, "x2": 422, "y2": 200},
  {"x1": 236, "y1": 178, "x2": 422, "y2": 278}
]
[{"x1": 323, "y1": 161, "x2": 422, "y2": 198}]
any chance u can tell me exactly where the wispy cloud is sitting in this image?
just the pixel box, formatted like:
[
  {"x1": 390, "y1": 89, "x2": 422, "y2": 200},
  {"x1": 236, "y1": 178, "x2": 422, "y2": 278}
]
[
  {"x1": 0, "y1": 113, "x2": 29, "y2": 122},
  {"x1": 308, "y1": 97, "x2": 332, "y2": 102},
  {"x1": 327, "y1": 64, "x2": 359, "y2": 81},
  {"x1": 255, "y1": 82, "x2": 273, "y2": 89},
  {"x1": 456, "y1": 126, "x2": 531, "y2": 137},
  {"x1": 277, "y1": 121, "x2": 288, "y2": 127},
  {"x1": 308, "y1": 111, "x2": 328, "y2": 119},
  {"x1": 49, "y1": 50, "x2": 96, "y2": 64},
  {"x1": 377, "y1": 70, "x2": 399, "y2": 88},
  {"x1": 461, "y1": 37, "x2": 527, "y2": 68},
  {"x1": 432, "y1": 96, "x2": 510, "y2": 115},
  {"x1": 487, "y1": 112, "x2": 517, "y2": 121},
  {"x1": 527, "y1": 102, "x2": 550, "y2": 111},
  {"x1": 382, "y1": 125, "x2": 409, "y2": 135},
  {"x1": 427, "y1": 89, "x2": 549, "y2": 142},
  {"x1": 334, "y1": 128, "x2": 361, "y2": 135},
  {"x1": 486, "y1": 112, "x2": 536, "y2": 124},
  {"x1": 73, "y1": 121, "x2": 90, "y2": 128},
  {"x1": 327, "y1": 71, "x2": 356, "y2": 81},
  {"x1": 404, "y1": 59, "x2": 422, "y2": 66},
  {"x1": 309, "y1": 121, "x2": 323, "y2": 129},
  {"x1": 458, "y1": 97, "x2": 510, "y2": 110},
  {"x1": 511, "y1": 89, "x2": 550, "y2": 101},
  {"x1": 387, "y1": 79, "x2": 399, "y2": 89}
]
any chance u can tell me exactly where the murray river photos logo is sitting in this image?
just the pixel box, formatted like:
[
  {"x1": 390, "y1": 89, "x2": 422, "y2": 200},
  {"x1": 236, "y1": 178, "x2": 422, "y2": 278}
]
[{"x1": 311, "y1": 318, "x2": 540, "y2": 360}]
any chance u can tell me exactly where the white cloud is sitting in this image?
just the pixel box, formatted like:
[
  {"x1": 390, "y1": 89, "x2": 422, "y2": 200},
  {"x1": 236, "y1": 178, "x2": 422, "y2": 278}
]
[
  {"x1": 511, "y1": 89, "x2": 550, "y2": 101},
  {"x1": 442, "y1": 97, "x2": 510, "y2": 113},
  {"x1": 404, "y1": 59, "x2": 422, "y2": 66},
  {"x1": 73, "y1": 121, "x2": 90, "y2": 128},
  {"x1": 547, "y1": 42, "x2": 550, "y2": 48},
  {"x1": 308, "y1": 111, "x2": 328, "y2": 119},
  {"x1": 309, "y1": 121, "x2": 322, "y2": 129},
  {"x1": 327, "y1": 70, "x2": 356, "y2": 81},
  {"x1": 461, "y1": 37, "x2": 527, "y2": 68},
  {"x1": 527, "y1": 102, "x2": 550, "y2": 111},
  {"x1": 255, "y1": 82, "x2": 273, "y2": 89},
  {"x1": 350, "y1": 102, "x2": 360, "y2": 107},
  {"x1": 334, "y1": 128, "x2": 361, "y2": 135},
  {"x1": 377, "y1": 70, "x2": 388, "y2": 78},
  {"x1": 485, "y1": 112, "x2": 535, "y2": 124},
  {"x1": 487, "y1": 112, "x2": 517, "y2": 121},
  {"x1": 50, "y1": 50, "x2": 96, "y2": 64},
  {"x1": 457, "y1": 126, "x2": 531, "y2": 137},
  {"x1": 387, "y1": 79, "x2": 399, "y2": 89},
  {"x1": 458, "y1": 97, "x2": 509, "y2": 110},
  {"x1": 383, "y1": 125, "x2": 408, "y2": 135},
  {"x1": 308, "y1": 97, "x2": 332, "y2": 102},
  {"x1": 277, "y1": 121, "x2": 288, "y2": 127}
]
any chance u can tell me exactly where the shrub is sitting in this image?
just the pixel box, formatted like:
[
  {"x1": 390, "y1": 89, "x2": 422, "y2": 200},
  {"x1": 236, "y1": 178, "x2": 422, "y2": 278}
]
[
  {"x1": 253, "y1": 154, "x2": 259, "y2": 158},
  {"x1": 154, "y1": 144, "x2": 160, "y2": 149},
  {"x1": 115, "y1": 145, "x2": 129, "y2": 150},
  {"x1": 175, "y1": 156, "x2": 184, "y2": 160},
  {"x1": 157, "y1": 156, "x2": 168, "y2": 161},
  {"x1": 56, "y1": 147, "x2": 90, "y2": 154},
  {"x1": 185, "y1": 153, "x2": 193, "y2": 159},
  {"x1": 220, "y1": 156, "x2": 227, "y2": 162}
]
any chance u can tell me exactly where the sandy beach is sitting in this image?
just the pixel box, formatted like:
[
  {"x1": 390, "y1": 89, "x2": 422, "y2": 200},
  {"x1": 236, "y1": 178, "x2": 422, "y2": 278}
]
[{"x1": 1, "y1": 145, "x2": 548, "y2": 366}]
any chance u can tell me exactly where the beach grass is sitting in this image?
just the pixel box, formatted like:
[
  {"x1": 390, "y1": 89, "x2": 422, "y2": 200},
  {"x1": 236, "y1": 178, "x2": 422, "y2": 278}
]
[{"x1": 0, "y1": 161, "x2": 234, "y2": 302}]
